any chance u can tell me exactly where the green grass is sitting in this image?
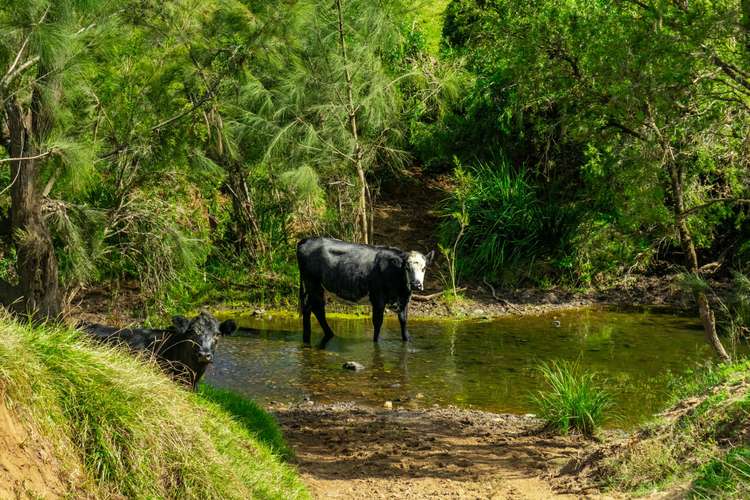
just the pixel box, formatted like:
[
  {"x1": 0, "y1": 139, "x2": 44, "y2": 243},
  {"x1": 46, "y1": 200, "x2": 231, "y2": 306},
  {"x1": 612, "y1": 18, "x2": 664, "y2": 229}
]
[
  {"x1": 693, "y1": 447, "x2": 750, "y2": 498},
  {"x1": 530, "y1": 360, "x2": 611, "y2": 436},
  {"x1": 0, "y1": 313, "x2": 307, "y2": 499},
  {"x1": 603, "y1": 360, "x2": 750, "y2": 496},
  {"x1": 198, "y1": 384, "x2": 292, "y2": 460},
  {"x1": 413, "y1": 0, "x2": 450, "y2": 53}
]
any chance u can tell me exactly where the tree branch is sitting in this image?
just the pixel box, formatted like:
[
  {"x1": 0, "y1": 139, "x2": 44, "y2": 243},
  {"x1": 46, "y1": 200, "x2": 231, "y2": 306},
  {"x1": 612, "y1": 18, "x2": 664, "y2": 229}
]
[
  {"x1": 1, "y1": 6, "x2": 49, "y2": 90},
  {"x1": 602, "y1": 119, "x2": 645, "y2": 140},
  {"x1": 0, "y1": 150, "x2": 54, "y2": 164},
  {"x1": 150, "y1": 86, "x2": 219, "y2": 133},
  {"x1": 710, "y1": 53, "x2": 750, "y2": 95},
  {"x1": 680, "y1": 198, "x2": 750, "y2": 218}
]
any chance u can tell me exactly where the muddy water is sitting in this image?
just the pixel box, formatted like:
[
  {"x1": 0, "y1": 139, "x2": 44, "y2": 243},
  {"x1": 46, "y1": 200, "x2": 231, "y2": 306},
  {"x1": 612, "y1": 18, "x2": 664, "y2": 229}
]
[{"x1": 206, "y1": 308, "x2": 711, "y2": 427}]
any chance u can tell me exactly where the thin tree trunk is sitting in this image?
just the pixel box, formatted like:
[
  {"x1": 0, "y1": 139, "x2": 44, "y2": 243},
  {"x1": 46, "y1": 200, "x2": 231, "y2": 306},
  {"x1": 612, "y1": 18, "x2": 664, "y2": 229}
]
[
  {"x1": 335, "y1": 0, "x2": 368, "y2": 244},
  {"x1": 2, "y1": 97, "x2": 61, "y2": 320},
  {"x1": 228, "y1": 167, "x2": 265, "y2": 257},
  {"x1": 669, "y1": 161, "x2": 730, "y2": 362}
]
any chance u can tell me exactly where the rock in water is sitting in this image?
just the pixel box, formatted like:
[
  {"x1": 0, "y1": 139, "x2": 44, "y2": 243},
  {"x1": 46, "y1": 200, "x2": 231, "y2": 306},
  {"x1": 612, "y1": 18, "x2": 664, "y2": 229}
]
[{"x1": 343, "y1": 361, "x2": 365, "y2": 371}]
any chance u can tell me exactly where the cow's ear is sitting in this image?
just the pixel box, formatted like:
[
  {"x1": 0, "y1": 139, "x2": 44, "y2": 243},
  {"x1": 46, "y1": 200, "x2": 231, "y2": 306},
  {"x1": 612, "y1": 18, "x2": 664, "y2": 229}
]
[
  {"x1": 425, "y1": 250, "x2": 435, "y2": 266},
  {"x1": 172, "y1": 315, "x2": 190, "y2": 334},
  {"x1": 219, "y1": 319, "x2": 237, "y2": 336}
]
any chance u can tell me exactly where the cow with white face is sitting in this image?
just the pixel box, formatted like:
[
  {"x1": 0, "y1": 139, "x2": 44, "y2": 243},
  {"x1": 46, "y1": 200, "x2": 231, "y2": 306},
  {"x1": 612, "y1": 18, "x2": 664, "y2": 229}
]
[
  {"x1": 406, "y1": 251, "x2": 429, "y2": 291},
  {"x1": 297, "y1": 237, "x2": 435, "y2": 344}
]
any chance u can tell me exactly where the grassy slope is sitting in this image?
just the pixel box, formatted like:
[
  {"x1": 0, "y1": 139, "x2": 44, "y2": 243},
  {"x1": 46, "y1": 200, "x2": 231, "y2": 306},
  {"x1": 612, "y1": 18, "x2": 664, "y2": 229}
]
[
  {"x1": 0, "y1": 315, "x2": 307, "y2": 499},
  {"x1": 604, "y1": 360, "x2": 750, "y2": 497}
]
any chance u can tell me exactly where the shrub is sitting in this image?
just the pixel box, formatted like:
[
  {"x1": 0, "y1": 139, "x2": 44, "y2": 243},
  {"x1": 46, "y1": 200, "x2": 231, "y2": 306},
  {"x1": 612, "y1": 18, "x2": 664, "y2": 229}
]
[
  {"x1": 530, "y1": 360, "x2": 611, "y2": 436},
  {"x1": 439, "y1": 158, "x2": 579, "y2": 285}
]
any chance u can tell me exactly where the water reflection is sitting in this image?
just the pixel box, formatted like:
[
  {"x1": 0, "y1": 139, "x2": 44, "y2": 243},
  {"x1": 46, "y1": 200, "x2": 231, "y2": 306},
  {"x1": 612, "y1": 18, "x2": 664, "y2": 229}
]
[{"x1": 206, "y1": 307, "x2": 712, "y2": 427}]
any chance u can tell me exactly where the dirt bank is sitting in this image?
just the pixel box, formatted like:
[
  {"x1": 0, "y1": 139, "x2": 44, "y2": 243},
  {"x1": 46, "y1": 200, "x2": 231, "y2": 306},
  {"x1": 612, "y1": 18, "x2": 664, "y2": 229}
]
[
  {"x1": 0, "y1": 399, "x2": 67, "y2": 499},
  {"x1": 273, "y1": 402, "x2": 609, "y2": 499}
]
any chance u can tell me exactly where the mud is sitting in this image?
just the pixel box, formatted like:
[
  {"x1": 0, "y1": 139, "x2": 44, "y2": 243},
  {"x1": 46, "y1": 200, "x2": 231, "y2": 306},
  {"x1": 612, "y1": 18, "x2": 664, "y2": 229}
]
[{"x1": 273, "y1": 402, "x2": 614, "y2": 499}]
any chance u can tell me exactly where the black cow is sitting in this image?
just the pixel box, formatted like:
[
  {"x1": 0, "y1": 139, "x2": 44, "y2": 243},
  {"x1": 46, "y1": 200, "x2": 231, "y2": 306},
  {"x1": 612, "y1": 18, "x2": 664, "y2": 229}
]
[
  {"x1": 296, "y1": 237, "x2": 434, "y2": 345},
  {"x1": 80, "y1": 312, "x2": 237, "y2": 389}
]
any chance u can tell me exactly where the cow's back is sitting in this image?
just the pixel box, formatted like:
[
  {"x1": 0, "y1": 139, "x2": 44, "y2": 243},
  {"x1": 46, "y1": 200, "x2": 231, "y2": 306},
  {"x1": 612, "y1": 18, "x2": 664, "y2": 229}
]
[
  {"x1": 80, "y1": 323, "x2": 170, "y2": 353},
  {"x1": 297, "y1": 237, "x2": 409, "y2": 303},
  {"x1": 297, "y1": 238, "x2": 379, "y2": 300}
]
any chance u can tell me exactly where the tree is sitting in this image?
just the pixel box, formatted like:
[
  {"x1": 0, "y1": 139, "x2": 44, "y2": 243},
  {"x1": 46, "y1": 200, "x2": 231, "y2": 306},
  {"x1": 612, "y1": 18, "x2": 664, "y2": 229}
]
[
  {"x1": 0, "y1": 0, "x2": 109, "y2": 319},
  {"x1": 442, "y1": 0, "x2": 750, "y2": 360},
  {"x1": 255, "y1": 0, "x2": 410, "y2": 244}
]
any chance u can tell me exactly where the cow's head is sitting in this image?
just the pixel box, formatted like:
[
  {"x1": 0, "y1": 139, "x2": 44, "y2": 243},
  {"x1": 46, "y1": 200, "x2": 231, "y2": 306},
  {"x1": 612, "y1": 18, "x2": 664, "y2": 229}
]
[
  {"x1": 172, "y1": 312, "x2": 237, "y2": 365},
  {"x1": 405, "y1": 250, "x2": 435, "y2": 291}
]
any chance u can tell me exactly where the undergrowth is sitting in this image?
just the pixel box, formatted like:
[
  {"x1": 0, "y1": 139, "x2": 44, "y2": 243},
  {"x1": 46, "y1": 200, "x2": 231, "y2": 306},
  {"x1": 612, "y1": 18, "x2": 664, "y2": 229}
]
[{"x1": 603, "y1": 360, "x2": 750, "y2": 496}]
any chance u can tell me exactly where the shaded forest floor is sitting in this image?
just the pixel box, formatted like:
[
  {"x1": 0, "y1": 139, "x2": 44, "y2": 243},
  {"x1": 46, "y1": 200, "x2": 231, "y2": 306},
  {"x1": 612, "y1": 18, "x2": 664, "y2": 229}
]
[{"x1": 273, "y1": 402, "x2": 611, "y2": 499}]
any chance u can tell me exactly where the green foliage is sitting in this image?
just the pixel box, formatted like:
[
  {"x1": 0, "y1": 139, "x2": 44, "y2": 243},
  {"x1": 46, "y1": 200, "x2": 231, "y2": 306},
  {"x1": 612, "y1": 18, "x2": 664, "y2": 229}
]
[
  {"x1": 0, "y1": 314, "x2": 307, "y2": 498},
  {"x1": 439, "y1": 162, "x2": 469, "y2": 298},
  {"x1": 693, "y1": 447, "x2": 750, "y2": 497},
  {"x1": 441, "y1": 158, "x2": 579, "y2": 285},
  {"x1": 198, "y1": 384, "x2": 292, "y2": 461},
  {"x1": 1, "y1": 0, "x2": 748, "y2": 316},
  {"x1": 530, "y1": 360, "x2": 611, "y2": 436},
  {"x1": 436, "y1": 0, "x2": 750, "y2": 284}
]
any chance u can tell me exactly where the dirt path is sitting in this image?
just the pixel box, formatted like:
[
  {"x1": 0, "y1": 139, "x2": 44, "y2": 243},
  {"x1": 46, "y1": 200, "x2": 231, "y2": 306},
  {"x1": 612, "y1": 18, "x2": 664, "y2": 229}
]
[{"x1": 274, "y1": 403, "x2": 605, "y2": 499}]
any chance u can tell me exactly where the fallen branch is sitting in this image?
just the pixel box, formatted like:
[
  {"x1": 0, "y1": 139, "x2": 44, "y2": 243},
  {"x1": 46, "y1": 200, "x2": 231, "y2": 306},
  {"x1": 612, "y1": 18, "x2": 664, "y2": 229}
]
[
  {"x1": 483, "y1": 278, "x2": 523, "y2": 314},
  {"x1": 412, "y1": 288, "x2": 466, "y2": 302}
]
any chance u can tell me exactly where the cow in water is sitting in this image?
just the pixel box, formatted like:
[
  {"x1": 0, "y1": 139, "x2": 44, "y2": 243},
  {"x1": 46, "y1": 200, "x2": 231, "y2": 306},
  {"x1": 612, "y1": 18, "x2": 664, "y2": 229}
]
[
  {"x1": 80, "y1": 312, "x2": 237, "y2": 389},
  {"x1": 296, "y1": 237, "x2": 434, "y2": 345}
]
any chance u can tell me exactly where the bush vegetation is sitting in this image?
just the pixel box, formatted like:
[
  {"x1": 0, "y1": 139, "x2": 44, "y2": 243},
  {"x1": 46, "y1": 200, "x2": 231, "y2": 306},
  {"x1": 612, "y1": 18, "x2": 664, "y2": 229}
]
[
  {"x1": 530, "y1": 360, "x2": 611, "y2": 437},
  {"x1": 0, "y1": 314, "x2": 306, "y2": 498}
]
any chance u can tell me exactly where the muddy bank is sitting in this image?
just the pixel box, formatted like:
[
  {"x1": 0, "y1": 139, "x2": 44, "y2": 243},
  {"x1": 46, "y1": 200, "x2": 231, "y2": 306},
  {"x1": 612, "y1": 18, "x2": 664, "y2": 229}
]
[
  {"x1": 406, "y1": 274, "x2": 721, "y2": 320},
  {"x1": 70, "y1": 273, "x2": 721, "y2": 327},
  {"x1": 272, "y1": 402, "x2": 607, "y2": 499},
  {"x1": 211, "y1": 274, "x2": 715, "y2": 324}
]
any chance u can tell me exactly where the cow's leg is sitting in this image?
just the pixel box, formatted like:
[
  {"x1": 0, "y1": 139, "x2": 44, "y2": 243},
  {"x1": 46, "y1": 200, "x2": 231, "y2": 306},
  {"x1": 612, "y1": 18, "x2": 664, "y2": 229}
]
[
  {"x1": 398, "y1": 299, "x2": 410, "y2": 342},
  {"x1": 300, "y1": 281, "x2": 313, "y2": 345},
  {"x1": 309, "y1": 287, "x2": 335, "y2": 341},
  {"x1": 371, "y1": 298, "x2": 385, "y2": 342}
]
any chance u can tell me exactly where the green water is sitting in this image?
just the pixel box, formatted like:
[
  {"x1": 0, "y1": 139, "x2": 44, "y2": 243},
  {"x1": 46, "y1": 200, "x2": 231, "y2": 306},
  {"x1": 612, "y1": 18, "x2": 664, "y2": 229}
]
[{"x1": 206, "y1": 307, "x2": 712, "y2": 427}]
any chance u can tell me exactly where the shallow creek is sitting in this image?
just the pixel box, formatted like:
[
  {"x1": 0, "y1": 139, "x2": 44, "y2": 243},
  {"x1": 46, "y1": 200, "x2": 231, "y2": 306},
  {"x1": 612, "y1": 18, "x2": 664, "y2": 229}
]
[{"x1": 207, "y1": 307, "x2": 711, "y2": 427}]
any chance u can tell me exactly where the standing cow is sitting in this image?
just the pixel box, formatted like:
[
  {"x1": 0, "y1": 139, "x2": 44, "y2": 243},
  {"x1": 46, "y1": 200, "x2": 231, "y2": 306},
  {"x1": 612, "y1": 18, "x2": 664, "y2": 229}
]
[
  {"x1": 80, "y1": 312, "x2": 237, "y2": 389},
  {"x1": 296, "y1": 237, "x2": 434, "y2": 344}
]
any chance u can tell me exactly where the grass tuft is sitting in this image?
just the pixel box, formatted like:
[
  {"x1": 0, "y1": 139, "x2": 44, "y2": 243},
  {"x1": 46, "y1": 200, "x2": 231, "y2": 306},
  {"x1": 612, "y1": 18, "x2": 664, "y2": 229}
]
[{"x1": 530, "y1": 360, "x2": 611, "y2": 436}]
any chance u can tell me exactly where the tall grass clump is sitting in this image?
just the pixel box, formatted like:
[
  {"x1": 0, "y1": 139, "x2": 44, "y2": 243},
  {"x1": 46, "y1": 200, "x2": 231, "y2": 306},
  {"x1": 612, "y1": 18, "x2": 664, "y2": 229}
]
[
  {"x1": 530, "y1": 360, "x2": 611, "y2": 436},
  {"x1": 0, "y1": 314, "x2": 307, "y2": 499},
  {"x1": 439, "y1": 158, "x2": 578, "y2": 285}
]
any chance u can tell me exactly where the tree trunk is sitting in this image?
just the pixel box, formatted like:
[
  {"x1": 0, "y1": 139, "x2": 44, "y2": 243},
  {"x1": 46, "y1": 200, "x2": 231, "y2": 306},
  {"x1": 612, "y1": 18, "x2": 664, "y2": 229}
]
[
  {"x1": 2, "y1": 98, "x2": 61, "y2": 320},
  {"x1": 335, "y1": 0, "x2": 369, "y2": 244},
  {"x1": 669, "y1": 161, "x2": 730, "y2": 362},
  {"x1": 228, "y1": 166, "x2": 265, "y2": 257}
]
